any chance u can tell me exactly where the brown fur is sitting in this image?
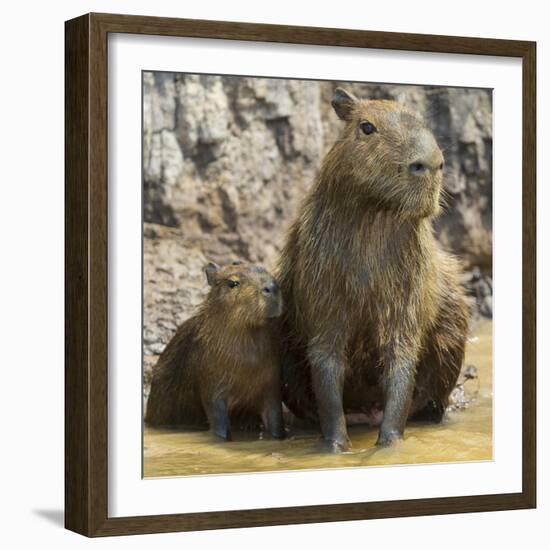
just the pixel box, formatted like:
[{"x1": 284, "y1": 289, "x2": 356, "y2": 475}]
[
  {"x1": 145, "y1": 262, "x2": 285, "y2": 440},
  {"x1": 277, "y1": 88, "x2": 470, "y2": 451}
]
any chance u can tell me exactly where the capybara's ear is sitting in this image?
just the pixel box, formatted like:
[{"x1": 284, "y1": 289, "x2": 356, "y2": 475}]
[
  {"x1": 331, "y1": 87, "x2": 358, "y2": 121},
  {"x1": 204, "y1": 262, "x2": 221, "y2": 285}
]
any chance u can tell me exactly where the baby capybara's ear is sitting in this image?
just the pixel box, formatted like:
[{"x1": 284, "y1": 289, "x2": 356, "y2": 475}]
[
  {"x1": 204, "y1": 262, "x2": 221, "y2": 286},
  {"x1": 331, "y1": 87, "x2": 358, "y2": 121}
]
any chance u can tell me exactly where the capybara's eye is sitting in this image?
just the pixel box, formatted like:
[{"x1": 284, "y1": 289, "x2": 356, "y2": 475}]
[
  {"x1": 409, "y1": 162, "x2": 425, "y2": 173},
  {"x1": 227, "y1": 279, "x2": 240, "y2": 289},
  {"x1": 360, "y1": 121, "x2": 377, "y2": 135}
]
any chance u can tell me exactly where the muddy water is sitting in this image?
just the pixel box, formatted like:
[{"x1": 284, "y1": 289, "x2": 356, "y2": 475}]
[{"x1": 143, "y1": 320, "x2": 492, "y2": 477}]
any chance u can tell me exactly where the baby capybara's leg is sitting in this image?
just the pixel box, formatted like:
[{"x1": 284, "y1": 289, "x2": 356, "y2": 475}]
[
  {"x1": 204, "y1": 396, "x2": 232, "y2": 441},
  {"x1": 262, "y1": 397, "x2": 285, "y2": 439}
]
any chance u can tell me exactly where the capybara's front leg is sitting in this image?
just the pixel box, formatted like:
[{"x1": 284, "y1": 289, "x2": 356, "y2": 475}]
[
  {"x1": 205, "y1": 396, "x2": 232, "y2": 441},
  {"x1": 263, "y1": 398, "x2": 285, "y2": 439},
  {"x1": 309, "y1": 350, "x2": 350, "y2": 453},
  {"x1": 377, "y1": 357, "x2": 416, "y2": 446}
]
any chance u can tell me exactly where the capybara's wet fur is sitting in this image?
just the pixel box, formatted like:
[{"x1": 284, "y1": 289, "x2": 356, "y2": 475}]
[
  {"x1": 278, "y1": 88, "x2": 470, "y2": 452},
  {"x1": 145, "y1": 262, "x2": 285, "y2": 441}
]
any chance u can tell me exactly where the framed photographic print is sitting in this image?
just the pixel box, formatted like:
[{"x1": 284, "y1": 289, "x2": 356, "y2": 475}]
[{"x1": 65, "y1": 13, "x2": 536, "y2": 537}]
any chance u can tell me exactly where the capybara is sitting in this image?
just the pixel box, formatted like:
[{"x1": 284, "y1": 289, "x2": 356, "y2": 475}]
[
  {"x1": 145, "y1": 261, "x2": 285, "y2": 441},
  {"x1": 277, "y1": 88, "x2": 469, "y2": 452}
]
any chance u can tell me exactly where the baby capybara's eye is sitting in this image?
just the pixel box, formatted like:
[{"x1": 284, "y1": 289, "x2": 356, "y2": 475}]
[
  {"x1": 360, "y1": 121, "x2": 377, "y2": 135},
  {"x1": 227, "y1": 279, "x2": 240, "y2": 289}
]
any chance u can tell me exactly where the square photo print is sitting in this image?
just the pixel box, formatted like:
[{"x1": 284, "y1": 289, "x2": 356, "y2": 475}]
[{"x1": 142, "y1": 73, "x2": 493, "y2": 477}]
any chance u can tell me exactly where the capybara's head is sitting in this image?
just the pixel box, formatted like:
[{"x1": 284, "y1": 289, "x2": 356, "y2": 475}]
[
  {"x1": 203, "y1": 261, "x2": 283, "y2": 325},
  {"x1": 327, "y1": 87, "x2": 444, "y2": 218}
]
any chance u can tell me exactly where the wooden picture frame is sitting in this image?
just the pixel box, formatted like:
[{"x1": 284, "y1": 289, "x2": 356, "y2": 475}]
[{"x1": 65, "y1": 12, "x2": 536, "y2": 537}]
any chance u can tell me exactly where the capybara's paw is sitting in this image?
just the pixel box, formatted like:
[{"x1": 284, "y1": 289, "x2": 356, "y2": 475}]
[
  {"x1": 323, "y1": 437, "x2": 351, "y2": 453},
  {"x1": 212, "y1": 428, "x2": 232, "y2": 441},
  {"x1": 376, "y1": 429, "x2": 402, "y2": 447},
  {"x1": 270, "y1": 428, "x2": 286, "y2": 440}
]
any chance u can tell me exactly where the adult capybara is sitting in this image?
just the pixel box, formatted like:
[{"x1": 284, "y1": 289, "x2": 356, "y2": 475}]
[
  {"x1": 277, "y1": 88, "x2": 469, "y2": 452},
  {"x1": 145, "y1": 261, "x2": 285, "y2": 441}
]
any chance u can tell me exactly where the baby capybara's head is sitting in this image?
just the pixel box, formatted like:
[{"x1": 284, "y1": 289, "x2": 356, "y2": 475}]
[
  {"x1": 327, "y1": 87, "x2": 444, "y2": 218},
  {"x1": 203, "y1": 261, "x2": 283, "y2": 326}
]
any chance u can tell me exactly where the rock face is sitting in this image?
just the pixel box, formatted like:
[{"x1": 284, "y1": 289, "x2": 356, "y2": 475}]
[{"x1": 142, "y1": 73, "x2": 493, "y2": 388}]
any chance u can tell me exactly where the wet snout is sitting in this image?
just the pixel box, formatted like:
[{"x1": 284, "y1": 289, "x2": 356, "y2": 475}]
[
  {"x1": 407, "y1": 128, "x2": 444, "y2": 176},
  {"x1": 262, "y1": 280, "x2": 279, "y2": 296},
  {"x1": 261, "y1": 277, "x2": 283, "y2": 318}
]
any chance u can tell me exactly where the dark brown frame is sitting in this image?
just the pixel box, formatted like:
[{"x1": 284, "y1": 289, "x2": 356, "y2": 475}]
[{"x1": 65, "y1": 12, "x2": 537, "y2": 537}]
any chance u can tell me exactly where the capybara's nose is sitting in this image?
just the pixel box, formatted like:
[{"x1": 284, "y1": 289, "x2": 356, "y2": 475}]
[
  {"x1": 408, "y1": 129, "x2": 444, "y2": 175},
  {"x1": 262, "y1": 281, "x2": 279, "y2": 295}
]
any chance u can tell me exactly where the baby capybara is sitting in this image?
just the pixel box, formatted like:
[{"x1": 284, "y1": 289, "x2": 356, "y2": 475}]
[
  {"x1": 145, "y1": 262, "x2": 285, "y2": 441},
  {"x1": 278, "y1": 88, "x2": 470, "y2": 452}
]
